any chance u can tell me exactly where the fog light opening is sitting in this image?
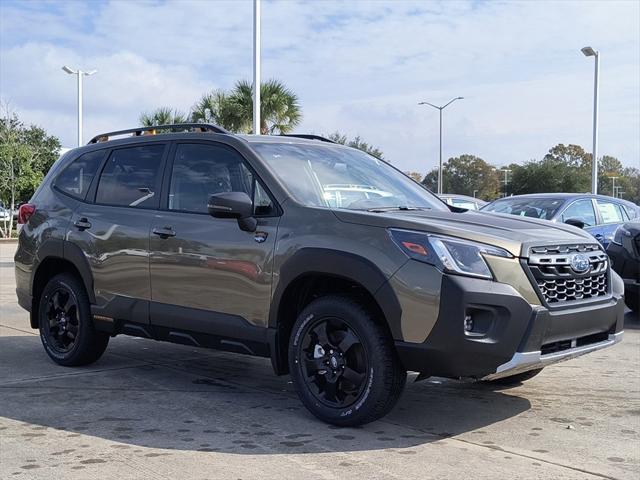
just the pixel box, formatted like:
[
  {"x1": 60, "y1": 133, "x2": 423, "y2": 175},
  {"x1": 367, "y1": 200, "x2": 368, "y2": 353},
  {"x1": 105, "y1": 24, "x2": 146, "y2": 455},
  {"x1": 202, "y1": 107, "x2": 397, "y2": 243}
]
[{"x1": 464, "y1": 315, "x2": 474, "y2": 332}]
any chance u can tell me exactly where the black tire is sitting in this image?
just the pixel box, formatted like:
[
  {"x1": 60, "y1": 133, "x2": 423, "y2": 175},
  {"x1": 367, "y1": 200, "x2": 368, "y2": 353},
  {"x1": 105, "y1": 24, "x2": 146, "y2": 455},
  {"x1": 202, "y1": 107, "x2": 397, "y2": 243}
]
[
  {"x1": 288, "y1": 295, "x2": 406, "y2": 426},
  {"x1": 38, "y1": 273, "x2": 109, "y2": 366},
  {"x1": 486, "y1": 368, "x2": 544, "y2": 387}
]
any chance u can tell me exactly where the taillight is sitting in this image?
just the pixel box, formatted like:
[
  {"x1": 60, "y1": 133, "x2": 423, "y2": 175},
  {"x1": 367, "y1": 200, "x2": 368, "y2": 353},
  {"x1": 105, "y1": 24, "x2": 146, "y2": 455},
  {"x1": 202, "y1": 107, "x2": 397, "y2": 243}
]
[{"x1": 18, "y1": 203, "x2": 36, "y2": 224}]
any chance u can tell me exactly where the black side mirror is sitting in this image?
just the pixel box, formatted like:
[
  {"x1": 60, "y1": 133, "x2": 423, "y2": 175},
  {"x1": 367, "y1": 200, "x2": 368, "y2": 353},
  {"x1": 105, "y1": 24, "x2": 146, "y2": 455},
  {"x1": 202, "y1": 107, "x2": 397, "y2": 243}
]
[
  {"x1": 208, "y1": 192, "x2": 257, "y2": 232},
  {"x1": 564, "y1": 218, "x2": 585, "y2": 229}
]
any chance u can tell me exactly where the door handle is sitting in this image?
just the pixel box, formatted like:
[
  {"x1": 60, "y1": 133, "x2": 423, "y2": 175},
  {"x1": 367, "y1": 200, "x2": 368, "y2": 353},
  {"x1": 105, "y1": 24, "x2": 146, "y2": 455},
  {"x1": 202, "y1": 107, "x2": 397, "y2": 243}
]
[
  {"x1": 152, "y1": 226, "x2": 176, "y2": 239},
  {"x1": 74, "y1": 218, "x2": 92, "y2": 231}
]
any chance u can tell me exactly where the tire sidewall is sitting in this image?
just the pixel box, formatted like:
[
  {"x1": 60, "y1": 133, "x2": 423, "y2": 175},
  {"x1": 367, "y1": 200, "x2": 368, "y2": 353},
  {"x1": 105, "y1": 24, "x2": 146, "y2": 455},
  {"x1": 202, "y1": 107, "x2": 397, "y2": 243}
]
[
  {"x1": 289, "y1": 299, "x2": 386, "y2": 425},
  {"x1": 38, "y1": 276, "x2": 87, "y2": 363}
]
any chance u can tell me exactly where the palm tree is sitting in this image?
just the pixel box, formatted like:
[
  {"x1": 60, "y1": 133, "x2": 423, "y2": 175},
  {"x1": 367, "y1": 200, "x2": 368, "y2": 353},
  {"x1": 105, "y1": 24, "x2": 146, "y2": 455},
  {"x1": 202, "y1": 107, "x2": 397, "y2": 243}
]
[
  {"x1": 190, "y1": 90, "x2": 241, "y2": 131},
  {"x1": 139, "y1": 107, "x2": 189, "y2": 127},
  {"x1": 227, "y1": 79, "x2": 302, "y2": 134}
]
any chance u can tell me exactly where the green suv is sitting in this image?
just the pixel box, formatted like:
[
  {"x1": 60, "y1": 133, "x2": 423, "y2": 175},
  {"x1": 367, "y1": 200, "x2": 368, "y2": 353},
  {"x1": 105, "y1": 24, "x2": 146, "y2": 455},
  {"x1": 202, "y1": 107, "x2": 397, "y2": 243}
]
[{"x1": 15, "y1": 124, "x2": 625, "y2": 426}]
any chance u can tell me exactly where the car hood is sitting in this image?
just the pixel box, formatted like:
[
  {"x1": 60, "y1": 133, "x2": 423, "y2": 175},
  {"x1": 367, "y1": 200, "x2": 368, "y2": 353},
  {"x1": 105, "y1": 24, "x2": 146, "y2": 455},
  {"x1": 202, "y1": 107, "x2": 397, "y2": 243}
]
[{"x1": 333, "y1": 209, "x2": 597, "y2": 257}]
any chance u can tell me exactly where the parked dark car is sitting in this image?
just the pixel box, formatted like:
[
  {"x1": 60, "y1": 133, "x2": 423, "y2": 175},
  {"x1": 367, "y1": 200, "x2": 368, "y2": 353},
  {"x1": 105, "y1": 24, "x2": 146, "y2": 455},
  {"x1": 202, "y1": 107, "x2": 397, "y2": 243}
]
[
  {"x1": 607, "y1": 222, "x2": 640, "y2": 313},
  {"x1": 15, "y1": 124, "x2": 626, "y2": 426},
  {"x1": 482, "y1": 193, "x2": 639, "y2": 248}
]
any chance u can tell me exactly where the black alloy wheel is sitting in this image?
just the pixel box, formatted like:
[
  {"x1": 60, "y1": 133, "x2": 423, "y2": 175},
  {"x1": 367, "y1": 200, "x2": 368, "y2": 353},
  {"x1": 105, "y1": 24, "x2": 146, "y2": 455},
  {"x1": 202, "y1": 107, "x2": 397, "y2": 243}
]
[
  {"x1": 43, "y1": 287, "x2": 80, "y2": 354},
  {"x1": 299, "y1": 317, "x2": 369, "y2": 408},
  {"x1": 289, "y1": 295, "x2": 406, "y2": 426},
  {"x1": 38, "y1": 273, "x2": 109, "y2": 366}
]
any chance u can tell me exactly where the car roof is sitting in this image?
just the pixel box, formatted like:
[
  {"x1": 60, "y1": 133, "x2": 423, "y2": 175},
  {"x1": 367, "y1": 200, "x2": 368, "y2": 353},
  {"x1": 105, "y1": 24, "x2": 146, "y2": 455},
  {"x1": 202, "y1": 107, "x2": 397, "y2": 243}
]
[{"x1": 490, "y1": 193, "x2": 638, "y2": 207}]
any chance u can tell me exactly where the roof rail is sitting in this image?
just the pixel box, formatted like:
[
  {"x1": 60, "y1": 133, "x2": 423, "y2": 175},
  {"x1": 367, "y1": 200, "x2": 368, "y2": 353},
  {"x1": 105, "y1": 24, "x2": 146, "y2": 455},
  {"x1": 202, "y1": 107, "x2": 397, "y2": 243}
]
[
  {"x1": 87, "y1": 123, "x2": 230, "y2": 144},
  {"x1": 279, "y1": 134, "x2": 337, "y2": 144}
]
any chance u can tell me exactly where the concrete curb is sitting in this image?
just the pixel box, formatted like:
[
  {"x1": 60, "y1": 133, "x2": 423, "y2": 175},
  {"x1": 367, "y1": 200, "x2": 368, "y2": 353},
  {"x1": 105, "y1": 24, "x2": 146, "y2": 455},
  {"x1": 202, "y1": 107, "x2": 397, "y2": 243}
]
[{"x1": 0, "y1": 238, "x2": 18, "y2": 243}]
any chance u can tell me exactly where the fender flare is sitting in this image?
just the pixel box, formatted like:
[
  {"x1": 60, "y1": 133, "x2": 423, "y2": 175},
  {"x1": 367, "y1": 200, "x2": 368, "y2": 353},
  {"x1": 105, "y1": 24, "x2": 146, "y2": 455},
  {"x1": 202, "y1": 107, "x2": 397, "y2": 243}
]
[
  {"x1": 268, "y1": 248, "x2": 402, "y2": 338},
  {"x1": 31, "y1": 239, "x2": 95, "y2": 304}
]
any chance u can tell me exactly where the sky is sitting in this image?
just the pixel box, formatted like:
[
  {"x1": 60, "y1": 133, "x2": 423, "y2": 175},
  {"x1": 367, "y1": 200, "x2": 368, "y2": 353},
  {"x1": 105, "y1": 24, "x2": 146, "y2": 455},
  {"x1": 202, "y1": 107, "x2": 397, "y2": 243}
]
[{"x1": 0, "y1": 0, "x2": 639, "y2": 174}]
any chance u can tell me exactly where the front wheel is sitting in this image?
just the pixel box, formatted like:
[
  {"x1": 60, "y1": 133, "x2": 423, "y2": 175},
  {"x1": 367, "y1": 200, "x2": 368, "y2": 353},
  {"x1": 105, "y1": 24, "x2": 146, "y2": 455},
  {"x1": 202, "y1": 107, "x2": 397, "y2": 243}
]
[
  {"x1": 38, "y1": 273, "x2": 109, "y2": 366},
  {"x1": 289, "y1": 295, "x2": 406, "y2": 426}
]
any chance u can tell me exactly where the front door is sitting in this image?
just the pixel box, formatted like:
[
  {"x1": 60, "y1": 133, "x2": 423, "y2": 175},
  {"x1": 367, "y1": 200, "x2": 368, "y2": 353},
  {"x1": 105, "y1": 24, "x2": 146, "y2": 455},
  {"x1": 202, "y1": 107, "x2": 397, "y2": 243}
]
[{"x1": 149, "y1": 142, "x2": 279, "y2": 338}]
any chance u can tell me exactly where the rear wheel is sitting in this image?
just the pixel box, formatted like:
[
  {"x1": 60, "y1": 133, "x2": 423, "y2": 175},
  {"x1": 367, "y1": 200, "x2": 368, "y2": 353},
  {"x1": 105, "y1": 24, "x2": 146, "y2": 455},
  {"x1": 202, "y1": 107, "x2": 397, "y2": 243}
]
[
  {"x1": 38, "y1": 273, "x2": 109, "y2": 366},
  {"x1": 486, "y1": 368, "x2": 544, "y2": 387},
  {"x1": 289, "y1": 295, "x2": 406, "y2": 426}
]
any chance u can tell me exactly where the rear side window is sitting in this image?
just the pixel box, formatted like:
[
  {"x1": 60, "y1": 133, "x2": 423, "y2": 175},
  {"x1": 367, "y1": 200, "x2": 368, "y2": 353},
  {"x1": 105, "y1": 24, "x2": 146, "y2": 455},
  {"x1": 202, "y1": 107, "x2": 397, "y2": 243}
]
[
  {"x1": 596, "y1": 200, "x2": 624, "y2": 224},
  {"x1": 560, "y1": 199, "x2": 597, "y2": 227},
  {"x1": 96, "y1": 145, "x2": 165, "y2": 208},
  {"x1": 623, "y1": 205, "x2": 637, "y2": 220},
  {"x1": 54, "y1": 150, "x2": 105, "y2": 200}
]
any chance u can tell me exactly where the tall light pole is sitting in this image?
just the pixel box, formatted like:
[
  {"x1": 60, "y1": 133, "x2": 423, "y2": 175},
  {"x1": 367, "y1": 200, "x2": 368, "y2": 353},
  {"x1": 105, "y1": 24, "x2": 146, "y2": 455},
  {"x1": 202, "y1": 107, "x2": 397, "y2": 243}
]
[
  {"x1": 610, "y1": 176, "x2": 618, "y2": 197},
  {"x1": 581, "y1": 46, "x2": 600, "y2": 194},
  {"x1": 62, "y1": 66, "x2": 97, "y2": 146},
  {"x1": 253, "y1": 0, "x2": 261, "y2": 135},
  {"x1": 501, "y1": 169, "x2": 511, "y2": 197},
  {"x1": 418, "y1": 97, "x2": 463, "y2": 194}
]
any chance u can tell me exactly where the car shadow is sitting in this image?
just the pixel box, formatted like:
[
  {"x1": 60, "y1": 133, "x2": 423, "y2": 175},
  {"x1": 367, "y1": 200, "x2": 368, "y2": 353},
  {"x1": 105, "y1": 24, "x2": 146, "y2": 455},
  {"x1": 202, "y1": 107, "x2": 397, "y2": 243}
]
[
  {"x1": 623, "y1": 309, "x2": 639, "y2": 329},
  {"x1": 0, "y1": 334, "x2": 531, "y2": 455}
]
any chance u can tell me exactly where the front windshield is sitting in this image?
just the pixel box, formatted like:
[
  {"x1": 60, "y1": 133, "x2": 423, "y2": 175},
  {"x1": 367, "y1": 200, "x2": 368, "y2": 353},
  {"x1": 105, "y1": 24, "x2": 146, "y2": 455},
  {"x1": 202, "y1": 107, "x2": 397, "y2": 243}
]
[
  {"x1": 482, "y1": 197, "x2": 564, "y2": 220},
  {"x1": 252, "y1": 142, "x2": 447, "y2": 211}
]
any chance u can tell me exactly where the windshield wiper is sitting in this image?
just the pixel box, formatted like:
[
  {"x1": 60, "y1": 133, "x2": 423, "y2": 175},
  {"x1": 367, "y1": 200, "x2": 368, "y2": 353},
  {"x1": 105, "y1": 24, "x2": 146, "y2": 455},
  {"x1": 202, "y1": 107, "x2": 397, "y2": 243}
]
[{"x1": 365, "y1": 206, "x2": 431, "y2": 213}]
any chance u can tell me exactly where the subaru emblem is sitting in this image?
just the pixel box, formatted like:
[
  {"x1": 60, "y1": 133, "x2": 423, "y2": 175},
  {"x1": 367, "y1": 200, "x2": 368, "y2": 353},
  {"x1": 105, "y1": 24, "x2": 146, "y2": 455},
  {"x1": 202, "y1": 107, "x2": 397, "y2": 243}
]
[{"x1": 569, "y1": 253, "x2": 590, "y2": 273}]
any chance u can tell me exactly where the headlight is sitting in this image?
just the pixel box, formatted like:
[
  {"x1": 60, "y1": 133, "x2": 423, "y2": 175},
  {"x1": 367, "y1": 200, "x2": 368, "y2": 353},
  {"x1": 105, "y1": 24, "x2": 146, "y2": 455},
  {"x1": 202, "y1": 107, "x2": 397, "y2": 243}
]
[{"x1": 389, "y1": 229, "x2": 512, "y2": 279}]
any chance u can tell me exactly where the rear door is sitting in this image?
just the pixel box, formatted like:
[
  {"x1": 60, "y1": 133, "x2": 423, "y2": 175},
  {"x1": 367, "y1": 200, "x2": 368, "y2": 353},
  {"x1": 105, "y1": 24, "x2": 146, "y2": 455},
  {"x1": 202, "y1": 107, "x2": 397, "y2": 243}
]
[
  {"x1": 67, "y1": 143, "x2": 168, "y2": 323},
  {"x1": 594, "y1": 199, "x2": 628, "y2": 247},
  {"x1": 148, "y1": 141, "x2": 280, "y2": 339}
]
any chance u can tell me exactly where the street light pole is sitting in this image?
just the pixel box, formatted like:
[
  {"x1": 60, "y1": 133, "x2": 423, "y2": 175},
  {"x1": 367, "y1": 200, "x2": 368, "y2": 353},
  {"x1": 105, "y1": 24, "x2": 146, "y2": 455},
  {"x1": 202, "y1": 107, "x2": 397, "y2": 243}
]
[
  {"x1": 581, "y1": 46, "x2": 600, "y2": 194},
  {"x1": 610, "y1": 176, "x2": 617, "y2": 197},
  {"x1": 62, "y1": 66, "x2": 97, "y2": 146},
  {"x1": 253, "y1": 0, "x2": 261, "y2": 135},
  {"x1": 501, "y1": 168, "x2": 511, "y2": 197},
  {"x1": 418, "y1": 97, "x2": 464, "y2": 194}
]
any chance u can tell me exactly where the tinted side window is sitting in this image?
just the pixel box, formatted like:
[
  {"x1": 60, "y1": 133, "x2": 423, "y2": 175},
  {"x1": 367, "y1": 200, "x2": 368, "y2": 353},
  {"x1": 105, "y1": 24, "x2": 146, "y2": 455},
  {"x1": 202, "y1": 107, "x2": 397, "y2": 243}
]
[
  {"x1": 596, "y1": 200, "x2": 624, "y2": 224},
  {"x1": 95, "y1": 145, "x2": 165, "y2": 208},
  {"x1": 54, "y1": 150, "x2": 105, "y2": 200},
  {"x1": 622, "y1": 205, "x2": 637, "y2": 220},
  {"x1": 560, "y1": 199, "x2": 596, "y2": 226},
  {"x1": 169, "y1": 144, "x2": 253, "y2": 214},
  {"x1": 240, "y1": 164, "x2": 276, "y2": 216}
]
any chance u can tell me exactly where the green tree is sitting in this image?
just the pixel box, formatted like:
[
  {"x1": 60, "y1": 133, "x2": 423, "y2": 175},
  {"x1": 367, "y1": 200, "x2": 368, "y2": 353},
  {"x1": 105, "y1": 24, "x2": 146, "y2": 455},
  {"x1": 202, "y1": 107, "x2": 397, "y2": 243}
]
[
  {"x1": 190, "y1": 90, "x2": 239, "y2": 130},
  {"x1": 404, "y1": 171, "x2": 423, "y2": 183},
  {"x1": 509, "y1": 144, "x2": 591, "y2": 194},
  {"x1": 327, "y1": 132, "x2": 385, "y2": 160},
  {"x1": 598, "y1": 155, "x2": 624, "y2": 196},
  {"x1": 420, "y1": 155, "x2": 499, "y2": 199},
  {"x1": 139, "y1": 107, "x2": 189, "y2": 127},
  {"x1": 616, "y1": 166, "x2": 640, "y2": 205},
  {"x1": 0, "y1": 107, "x2": 60, "y2": 237}
]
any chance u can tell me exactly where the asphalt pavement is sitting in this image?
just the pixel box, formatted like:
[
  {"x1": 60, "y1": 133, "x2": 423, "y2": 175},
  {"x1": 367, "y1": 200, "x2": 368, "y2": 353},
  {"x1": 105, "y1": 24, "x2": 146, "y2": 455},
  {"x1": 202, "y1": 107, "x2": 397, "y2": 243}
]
[{"x1": 0, "y1": 241, "x2": 638, "y2": 479}]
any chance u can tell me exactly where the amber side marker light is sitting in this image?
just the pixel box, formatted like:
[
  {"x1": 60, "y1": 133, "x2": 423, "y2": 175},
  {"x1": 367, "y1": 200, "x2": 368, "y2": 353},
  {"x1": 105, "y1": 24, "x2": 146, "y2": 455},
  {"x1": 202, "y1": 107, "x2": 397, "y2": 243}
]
[{"x1": 401, "y1": 241, "x2": 428, "y2": 256}]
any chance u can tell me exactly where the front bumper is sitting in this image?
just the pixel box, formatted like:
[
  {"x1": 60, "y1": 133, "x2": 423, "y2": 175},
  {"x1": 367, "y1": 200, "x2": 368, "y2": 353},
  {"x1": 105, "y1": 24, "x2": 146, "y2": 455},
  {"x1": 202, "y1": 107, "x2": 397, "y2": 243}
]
[
  {"x1": 482, "y1": 331, "x2": 623, "y2": 380},
  {"x1": 395, "y1": 274, "x2": 626, "y2": 379}
]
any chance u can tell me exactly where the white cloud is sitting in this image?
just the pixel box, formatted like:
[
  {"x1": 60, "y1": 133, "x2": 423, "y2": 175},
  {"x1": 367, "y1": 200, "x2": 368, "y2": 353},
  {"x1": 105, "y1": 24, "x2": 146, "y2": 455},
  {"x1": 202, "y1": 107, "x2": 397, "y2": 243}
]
[{"x1": 0, "y1": 0, "x2": 638, "y2": 172}]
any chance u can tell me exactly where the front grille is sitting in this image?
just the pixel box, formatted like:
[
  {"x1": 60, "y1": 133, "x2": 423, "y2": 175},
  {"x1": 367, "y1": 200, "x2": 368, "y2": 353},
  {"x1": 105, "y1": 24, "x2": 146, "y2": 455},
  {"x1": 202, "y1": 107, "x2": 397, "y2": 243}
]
[{"x1": 526, "y1": 244, "x2": 609, "y2": 305}]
